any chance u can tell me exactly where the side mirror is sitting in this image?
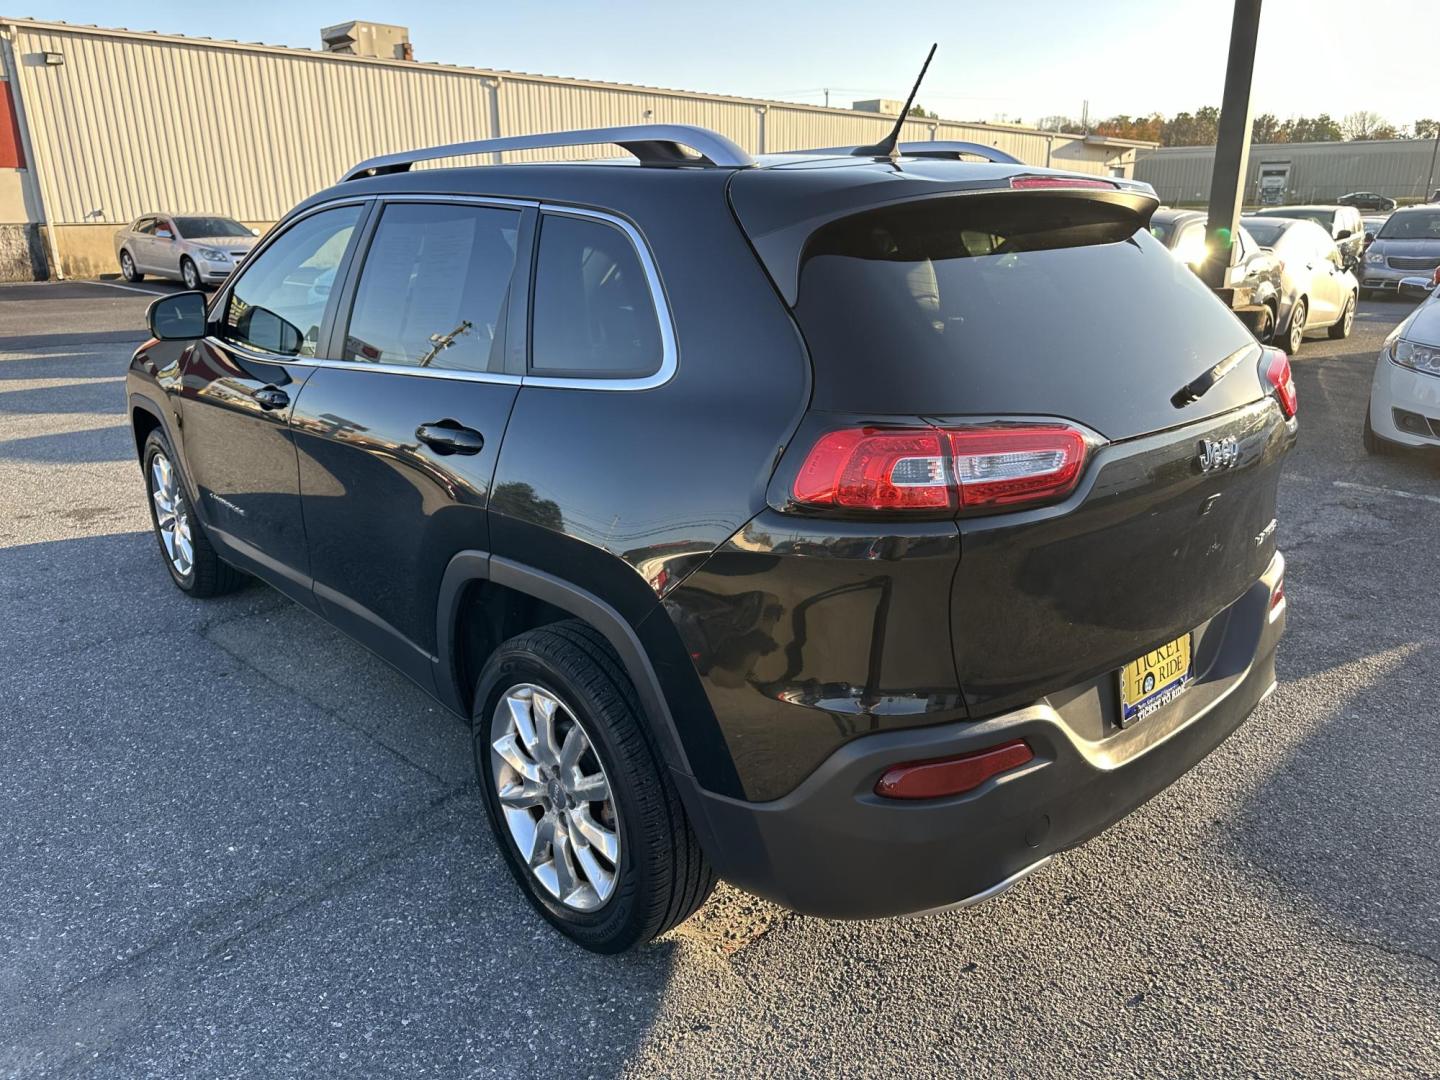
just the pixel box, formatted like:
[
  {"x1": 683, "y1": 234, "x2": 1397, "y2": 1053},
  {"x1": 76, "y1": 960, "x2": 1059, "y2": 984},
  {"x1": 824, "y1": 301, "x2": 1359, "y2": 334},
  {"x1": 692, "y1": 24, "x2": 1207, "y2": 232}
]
[
  {"x1": 1335, "y1": 228, "x2": 1352, "y2": 240},
  {"x1": 1398, "y1": 277, "x2": 1435, "y2": 302},
  {"x1": 147, "y1": 291, "x2": 208, "y2": 340}
]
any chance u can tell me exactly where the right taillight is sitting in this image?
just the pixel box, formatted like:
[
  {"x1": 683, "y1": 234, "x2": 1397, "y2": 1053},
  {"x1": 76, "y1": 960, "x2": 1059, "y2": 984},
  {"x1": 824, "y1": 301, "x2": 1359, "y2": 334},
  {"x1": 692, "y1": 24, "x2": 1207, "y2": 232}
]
[
  {"x1": 791, "y1": 423, "x2": 1089, "y2": 515},
  {"x1": 1263, "y1": 348, "x2": 1297, "y2": 419}
]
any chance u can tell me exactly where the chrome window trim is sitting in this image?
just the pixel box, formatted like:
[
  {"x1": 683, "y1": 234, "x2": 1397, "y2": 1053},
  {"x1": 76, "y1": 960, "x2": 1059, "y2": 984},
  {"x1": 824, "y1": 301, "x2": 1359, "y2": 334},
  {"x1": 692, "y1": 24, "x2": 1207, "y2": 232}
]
[
  {"x1": 524, "y1": 205, "x2": 677, "y2": 392},
  {"x1": 213, "y1": 195, "x2": 676, "y2": 392}
]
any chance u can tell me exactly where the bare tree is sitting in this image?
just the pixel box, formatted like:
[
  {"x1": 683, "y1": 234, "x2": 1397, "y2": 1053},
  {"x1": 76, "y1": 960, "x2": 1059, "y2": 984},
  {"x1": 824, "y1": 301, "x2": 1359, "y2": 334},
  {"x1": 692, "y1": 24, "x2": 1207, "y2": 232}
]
[{"x1": 1343, "y1": 110, "x2": 1399, "y2": 140}]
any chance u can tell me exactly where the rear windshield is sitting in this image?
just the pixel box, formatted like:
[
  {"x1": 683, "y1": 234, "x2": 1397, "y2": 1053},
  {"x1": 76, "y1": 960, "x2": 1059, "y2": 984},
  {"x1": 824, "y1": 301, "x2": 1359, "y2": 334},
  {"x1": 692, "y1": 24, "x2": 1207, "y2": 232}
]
[
  {"x1": 1377, "y1": 211, "x2": 1440, "y2": 240},
  {"x1": 1242, "y1": 219, "x2": 1287, "y2": 247},
  {"x1": 1258, "y1": 208, "x2": 1335, "y2": 229},
  {"x1": 792, "y1": 193, "x2": 1257, "y2": 433},
  {"x1": 175, "y1": 216, "x2": 251, "y2": 238}
]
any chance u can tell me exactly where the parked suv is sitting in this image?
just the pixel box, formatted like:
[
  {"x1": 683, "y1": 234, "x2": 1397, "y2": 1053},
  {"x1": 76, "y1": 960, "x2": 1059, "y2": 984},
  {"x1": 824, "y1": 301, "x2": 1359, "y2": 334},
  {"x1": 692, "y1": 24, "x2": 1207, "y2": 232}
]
[{"x1": 127, "y1": 125, "x2": 1295, "y2": 952}]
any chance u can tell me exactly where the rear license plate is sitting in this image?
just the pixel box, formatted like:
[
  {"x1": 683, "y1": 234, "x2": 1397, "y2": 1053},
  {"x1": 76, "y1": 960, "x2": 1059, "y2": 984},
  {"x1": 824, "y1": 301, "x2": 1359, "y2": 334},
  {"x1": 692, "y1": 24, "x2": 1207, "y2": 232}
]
[{"x1": 1118, "y1": 634, "x2": 1192, "y2": 727}]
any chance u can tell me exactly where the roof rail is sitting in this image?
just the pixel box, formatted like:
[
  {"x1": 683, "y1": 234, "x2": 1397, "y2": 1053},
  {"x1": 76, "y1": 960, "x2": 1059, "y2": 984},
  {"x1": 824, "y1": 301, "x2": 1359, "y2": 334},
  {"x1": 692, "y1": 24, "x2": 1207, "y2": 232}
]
[
  {"x1": 795, "y1": 140, "x2": 1022, "y2": 165},
  {"x1": 340, "y1": 124, "x2": 755, "y2": 181}
]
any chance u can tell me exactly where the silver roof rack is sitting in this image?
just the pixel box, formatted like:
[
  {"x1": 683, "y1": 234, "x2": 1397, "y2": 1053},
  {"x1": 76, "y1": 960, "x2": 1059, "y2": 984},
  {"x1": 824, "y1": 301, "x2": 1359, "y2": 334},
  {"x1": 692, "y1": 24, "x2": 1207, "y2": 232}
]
[
  {"x1": 795, "y1": 140, "x2": 1022, "y2": 165},
  {"x1": 341, "y1": 123, "x2": 755, "y2": 181}
]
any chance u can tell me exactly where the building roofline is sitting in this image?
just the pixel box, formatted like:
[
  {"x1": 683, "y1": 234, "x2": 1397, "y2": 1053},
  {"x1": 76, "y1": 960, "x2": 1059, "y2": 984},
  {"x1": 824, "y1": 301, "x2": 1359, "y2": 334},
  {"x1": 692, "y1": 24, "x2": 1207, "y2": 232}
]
[
  {"x1": 0, "y1": 16, "x2": 1157, "y2": 148},
  {"x1": 1144, "y1": 136, "x2": 1436, "y2": 154}
]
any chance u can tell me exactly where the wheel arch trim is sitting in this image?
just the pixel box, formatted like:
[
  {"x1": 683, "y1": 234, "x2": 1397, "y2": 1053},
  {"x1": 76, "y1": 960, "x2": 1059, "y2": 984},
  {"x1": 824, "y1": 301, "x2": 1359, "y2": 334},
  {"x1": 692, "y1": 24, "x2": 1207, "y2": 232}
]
[{"x1": 434, "y1": 551, "x2": 694, "y2": 779}]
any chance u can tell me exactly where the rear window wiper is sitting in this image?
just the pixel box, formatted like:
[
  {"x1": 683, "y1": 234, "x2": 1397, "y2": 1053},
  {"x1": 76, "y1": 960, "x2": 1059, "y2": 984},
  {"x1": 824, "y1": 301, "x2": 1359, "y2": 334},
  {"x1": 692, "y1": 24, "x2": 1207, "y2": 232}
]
[{"x1": 1171, "y1": 344, "x2": 1255, "y2": 409}]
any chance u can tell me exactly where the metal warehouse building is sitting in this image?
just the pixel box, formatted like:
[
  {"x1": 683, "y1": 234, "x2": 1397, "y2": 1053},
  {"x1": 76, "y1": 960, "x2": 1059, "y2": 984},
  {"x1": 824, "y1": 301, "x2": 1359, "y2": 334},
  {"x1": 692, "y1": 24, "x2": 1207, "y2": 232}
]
[
  {"x1": 1136, "y1": 138, "x2": 1440, "y2": 208},
  {"x1": 0, "y1": 17, "x2": 1153, "y2": 281}
]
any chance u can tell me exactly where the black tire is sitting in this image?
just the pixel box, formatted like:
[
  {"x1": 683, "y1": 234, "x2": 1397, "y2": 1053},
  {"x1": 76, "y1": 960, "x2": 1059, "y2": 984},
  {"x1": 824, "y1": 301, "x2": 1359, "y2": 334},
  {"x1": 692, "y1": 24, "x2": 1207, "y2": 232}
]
[
  {"x1": 180, "y1": 257, "x2": 202, "y2": 291},
  {"x1": 473, "y1": 620, "x2": 715, "y2": 953},
  {"x1": 1329, "y1": 294, "x2": 1355, "y2": 340},
  {"x1": 1285, "y1": 299, "x2": 1307, "y2": 355},
  {"x1": 119, "y1": 249, "x2": 142, "y2": 282},
  {"x1": 1253, "y1": 303, "x2": 1275, "y2": 344},
  {"x1": 141, "y1": 429, "x2": 245, "y2": 597},
  {"x1": 1362, "y1": 411, "x2": 1396, "y2": 457}
]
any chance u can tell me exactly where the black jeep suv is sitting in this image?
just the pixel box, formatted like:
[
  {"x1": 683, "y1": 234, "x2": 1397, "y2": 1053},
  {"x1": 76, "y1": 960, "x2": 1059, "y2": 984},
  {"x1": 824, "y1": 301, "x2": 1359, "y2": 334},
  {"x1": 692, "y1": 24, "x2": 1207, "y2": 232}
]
[{"x1": 128, "y1": 125, "x2": 1295, "y2": 952}]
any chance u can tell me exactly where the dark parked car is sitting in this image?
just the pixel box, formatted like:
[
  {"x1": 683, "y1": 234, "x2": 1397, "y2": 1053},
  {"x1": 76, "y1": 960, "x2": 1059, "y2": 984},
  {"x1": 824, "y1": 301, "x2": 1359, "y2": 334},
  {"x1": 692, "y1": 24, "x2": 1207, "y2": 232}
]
[
  {"x1": 126, "y1": 125, "x2": 1295, "y2": 952},
  {"x1": 1250, "y1": 204, "x2": 1365, "y2": 272},
  {"x1": 1149, "y1": 208, "x2": 1284, "y2": 340},
  {"x1": 1338, "y1": 191, "x2": 1397, "y2": 212}
]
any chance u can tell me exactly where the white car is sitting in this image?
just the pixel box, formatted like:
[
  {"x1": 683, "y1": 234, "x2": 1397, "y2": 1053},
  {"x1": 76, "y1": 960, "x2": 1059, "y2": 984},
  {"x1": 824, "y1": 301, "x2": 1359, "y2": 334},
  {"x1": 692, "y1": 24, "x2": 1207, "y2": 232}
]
[{"x1": 1365, "y1": 277, "x2": 1440, "y2": 454}]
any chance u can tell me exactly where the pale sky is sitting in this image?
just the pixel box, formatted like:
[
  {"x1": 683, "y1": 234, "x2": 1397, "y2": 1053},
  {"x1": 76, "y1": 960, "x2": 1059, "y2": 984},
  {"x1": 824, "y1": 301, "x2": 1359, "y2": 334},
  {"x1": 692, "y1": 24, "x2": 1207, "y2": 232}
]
[{"x1": 21, "y1": 0, "x2": 1434, "y2": 128}]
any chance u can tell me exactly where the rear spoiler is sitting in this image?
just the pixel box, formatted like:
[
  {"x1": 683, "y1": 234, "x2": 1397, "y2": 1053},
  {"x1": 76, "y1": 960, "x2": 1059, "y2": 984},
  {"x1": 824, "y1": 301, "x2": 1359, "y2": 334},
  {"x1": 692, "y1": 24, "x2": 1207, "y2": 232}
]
[{"x1": 741, "y1": 178, "x2": 1160, "y2": 306}]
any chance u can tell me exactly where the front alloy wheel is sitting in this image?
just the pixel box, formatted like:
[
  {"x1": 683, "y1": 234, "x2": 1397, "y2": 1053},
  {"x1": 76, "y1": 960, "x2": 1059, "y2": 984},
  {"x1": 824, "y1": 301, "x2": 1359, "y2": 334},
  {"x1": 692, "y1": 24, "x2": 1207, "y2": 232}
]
[
  {"x1": 149, "y1": 449, "x2": 195, "y2": 578},
  {"x1": 181, "y1": 258, "x2": 201, "y2": 291},
  {"x1": 489, "y1": 683, "x2": 621, "y2": 911}
]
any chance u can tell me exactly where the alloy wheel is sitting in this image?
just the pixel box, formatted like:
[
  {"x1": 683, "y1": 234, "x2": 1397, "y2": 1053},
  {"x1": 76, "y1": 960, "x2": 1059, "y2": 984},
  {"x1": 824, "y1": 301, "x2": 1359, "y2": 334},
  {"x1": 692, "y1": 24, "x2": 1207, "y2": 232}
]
[
  {"x1": 1288, "y1": 303, "x2": 1306, "y2": 353},
  {"x1": 120, "y1": 252, "x2": 135, "y2": 280},
  {"x1": 489, "y1": 683, "x2": 621, "y2": 912},
  {"x1": 1342, "y1": 299, "x2": 1355, "y2": 336},
  {"x1": 149, "y1": 451, "x2": 194, "y2": 577},
  {"x1": 182, "y1": 260, "x2": 200, "y2": 289}
]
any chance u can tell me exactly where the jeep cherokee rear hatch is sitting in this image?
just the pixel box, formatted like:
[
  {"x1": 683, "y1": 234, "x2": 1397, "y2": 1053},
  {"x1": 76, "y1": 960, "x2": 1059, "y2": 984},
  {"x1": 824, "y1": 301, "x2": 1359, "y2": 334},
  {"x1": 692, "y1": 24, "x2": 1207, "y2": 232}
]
[{"x1": 733, "y1": 161, "x2": 1294, "y2": 717}]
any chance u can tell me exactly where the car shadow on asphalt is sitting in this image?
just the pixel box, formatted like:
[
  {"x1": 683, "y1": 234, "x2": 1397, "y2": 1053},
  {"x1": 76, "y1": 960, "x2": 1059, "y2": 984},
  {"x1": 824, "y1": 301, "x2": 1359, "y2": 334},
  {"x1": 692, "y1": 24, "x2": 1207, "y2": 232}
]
[
  {"x1": 0, "y1": 378, "x2": 126, "y2": 415},
  {"x1": 0, "y1": 425, "x2": 133, "y2": 464},
  {"x1": 0, "y1": 529, "x2": 690, "y2": 1076}
]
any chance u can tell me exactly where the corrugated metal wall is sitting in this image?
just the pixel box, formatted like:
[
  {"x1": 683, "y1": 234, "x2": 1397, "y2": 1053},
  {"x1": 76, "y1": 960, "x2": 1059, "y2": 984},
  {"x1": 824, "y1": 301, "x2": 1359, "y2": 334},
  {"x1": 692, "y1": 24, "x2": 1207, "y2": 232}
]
[
  {"x1": 1137, "y1": 139, "x2": 1440, "y2": 205},
  {"x1": 5, "y1": 17, "x2": 1137, "y2": 233}
]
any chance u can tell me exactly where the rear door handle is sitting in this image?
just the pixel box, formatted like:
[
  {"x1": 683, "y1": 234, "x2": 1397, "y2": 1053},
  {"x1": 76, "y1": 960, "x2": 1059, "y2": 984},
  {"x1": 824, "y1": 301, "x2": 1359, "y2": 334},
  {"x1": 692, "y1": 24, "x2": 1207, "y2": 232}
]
[
  {"x1": 254, "y1": 386, "x2": 289, "y2": 410},
  {"x1": 416, "y1": 419, "x2": 484, "y2": 455}
]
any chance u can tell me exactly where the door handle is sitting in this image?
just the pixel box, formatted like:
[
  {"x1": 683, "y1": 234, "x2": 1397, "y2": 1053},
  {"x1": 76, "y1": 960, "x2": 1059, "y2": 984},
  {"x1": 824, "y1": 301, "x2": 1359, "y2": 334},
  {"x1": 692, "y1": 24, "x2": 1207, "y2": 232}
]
[
  {"x1": 416, "y1": 419, "x2": 484, "y2": 456},
  {"x1": 254, "y1": 386, "x2": 289, "y2": 410}
]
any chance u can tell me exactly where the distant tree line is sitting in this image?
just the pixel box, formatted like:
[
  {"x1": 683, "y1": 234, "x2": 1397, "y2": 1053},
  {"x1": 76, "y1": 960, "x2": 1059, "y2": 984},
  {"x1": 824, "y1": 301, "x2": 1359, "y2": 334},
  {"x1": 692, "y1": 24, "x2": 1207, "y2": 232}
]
[{"x1": 1033, "y1": 108, "x2": 1440, "y2": 146}]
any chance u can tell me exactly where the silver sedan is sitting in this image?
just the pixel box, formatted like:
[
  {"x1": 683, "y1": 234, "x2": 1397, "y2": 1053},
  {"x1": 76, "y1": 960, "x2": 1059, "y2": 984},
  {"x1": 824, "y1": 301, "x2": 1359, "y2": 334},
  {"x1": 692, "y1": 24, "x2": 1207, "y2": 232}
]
[{"x1": 114, "y1": 213, "x2": 260, "y2": 289}]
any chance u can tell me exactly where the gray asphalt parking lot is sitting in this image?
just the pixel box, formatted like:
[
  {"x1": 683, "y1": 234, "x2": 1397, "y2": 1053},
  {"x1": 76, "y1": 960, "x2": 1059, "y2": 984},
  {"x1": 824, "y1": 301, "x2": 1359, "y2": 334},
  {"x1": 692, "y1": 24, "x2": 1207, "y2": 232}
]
[{"x1": 1, "y1": 279, "x2": 1437, "y2": 1078}]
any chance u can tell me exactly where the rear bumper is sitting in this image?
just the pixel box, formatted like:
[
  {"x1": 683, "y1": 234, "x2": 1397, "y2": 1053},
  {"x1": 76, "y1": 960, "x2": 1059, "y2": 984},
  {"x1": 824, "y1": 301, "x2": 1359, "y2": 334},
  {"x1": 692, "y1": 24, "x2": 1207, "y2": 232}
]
[{"x1": 679, "y1": 553, "x2": 1286, "y2": 919}]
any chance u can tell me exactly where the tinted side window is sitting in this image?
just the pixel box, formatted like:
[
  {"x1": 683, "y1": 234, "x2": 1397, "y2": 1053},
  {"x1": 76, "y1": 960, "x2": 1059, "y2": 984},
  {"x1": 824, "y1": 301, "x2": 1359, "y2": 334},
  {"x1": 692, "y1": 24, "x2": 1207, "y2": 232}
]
[
  {"x1": 530, "y1": 214, "x2": 662, "y2": 377},
  {"x1": 221, "y1": 205, "x2": 362, "y2": 358},
  {"x1": 343, "y1": 203, "x2": 521, "y2": 372}
]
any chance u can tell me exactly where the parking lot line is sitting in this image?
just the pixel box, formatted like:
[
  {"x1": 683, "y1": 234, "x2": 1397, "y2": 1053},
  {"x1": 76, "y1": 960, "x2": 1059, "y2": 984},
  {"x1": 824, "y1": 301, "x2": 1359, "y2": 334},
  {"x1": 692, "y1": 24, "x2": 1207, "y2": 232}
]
[
  {"x1": 1331, "y1": 480, "x2": 1440, "y2": 506},
  {"x1": 82, "y1": 279, "x2": 172, "y2": 297}
]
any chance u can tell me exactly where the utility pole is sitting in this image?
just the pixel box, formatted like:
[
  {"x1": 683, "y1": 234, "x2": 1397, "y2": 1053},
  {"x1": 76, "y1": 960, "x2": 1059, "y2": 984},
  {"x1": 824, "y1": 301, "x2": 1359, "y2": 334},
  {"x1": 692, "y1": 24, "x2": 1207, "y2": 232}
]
[
  {"x1": 1425, "y1": 123, "x2": 1439, "y2": 199},
  {"x1": 824, "y1": 88, "x2": 830, "y2": 109},
  {"x1": 1200, "y1": 0, "x2": 1262, "y2": 294}
]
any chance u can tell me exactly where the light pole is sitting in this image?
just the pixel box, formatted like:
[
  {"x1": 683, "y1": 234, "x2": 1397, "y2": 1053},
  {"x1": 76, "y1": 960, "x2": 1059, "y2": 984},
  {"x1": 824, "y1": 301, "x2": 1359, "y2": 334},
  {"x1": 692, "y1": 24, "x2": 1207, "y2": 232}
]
[{"x1": 1201, "y1": 0, "x2": 1262, "y2": 296}]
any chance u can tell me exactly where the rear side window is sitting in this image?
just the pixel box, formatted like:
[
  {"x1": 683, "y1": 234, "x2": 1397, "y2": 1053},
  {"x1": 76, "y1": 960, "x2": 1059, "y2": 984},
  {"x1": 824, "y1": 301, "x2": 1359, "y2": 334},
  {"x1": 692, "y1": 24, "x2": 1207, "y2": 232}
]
[
  {"x1": 221, "y1": 204, "x2": 362, "y2": 358},
  {"x1": 134, "y1": 217, "x2": 156, "y2": 235},
  {"x1": 529, "y1": 214, "x2": 662, "y2": 378},
  {"x1": 792, "y1": 193, "x2": 1256, "y2": 426},
  {"x1": 343, "y1": 202, "x2": 521, "y2": 372}
]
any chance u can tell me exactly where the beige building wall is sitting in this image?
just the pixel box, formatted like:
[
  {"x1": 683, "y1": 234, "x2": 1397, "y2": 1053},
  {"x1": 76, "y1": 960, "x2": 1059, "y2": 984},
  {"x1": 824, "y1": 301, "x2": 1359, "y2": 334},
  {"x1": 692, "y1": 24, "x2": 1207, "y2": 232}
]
[{"x1": 2, "y1": 17, "x2": 1154, "y2": 279}]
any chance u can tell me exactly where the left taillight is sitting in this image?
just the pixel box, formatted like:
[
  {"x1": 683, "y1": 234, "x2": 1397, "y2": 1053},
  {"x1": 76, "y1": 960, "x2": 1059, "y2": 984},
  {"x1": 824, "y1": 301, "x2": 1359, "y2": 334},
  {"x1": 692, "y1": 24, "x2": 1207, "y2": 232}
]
[
  {"x1": 791, "y1": 423, "x2": 1090, "y2": 515},
  {"x1": 1262, "y1": 348, "x2": 1297, "y2": 420}
]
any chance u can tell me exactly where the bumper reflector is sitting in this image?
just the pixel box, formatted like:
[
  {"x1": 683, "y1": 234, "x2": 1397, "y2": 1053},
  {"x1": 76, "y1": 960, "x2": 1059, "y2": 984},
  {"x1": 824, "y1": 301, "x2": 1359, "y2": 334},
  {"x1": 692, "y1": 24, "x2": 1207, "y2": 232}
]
[{"x1": 875, "y1": 739, "x2": 1034, "y2": 800}]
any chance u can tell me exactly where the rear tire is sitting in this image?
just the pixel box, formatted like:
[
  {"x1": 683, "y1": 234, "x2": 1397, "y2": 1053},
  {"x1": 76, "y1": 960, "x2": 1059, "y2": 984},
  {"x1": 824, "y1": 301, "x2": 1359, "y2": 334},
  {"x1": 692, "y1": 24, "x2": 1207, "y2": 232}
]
[
  {"x1": 473, "y1": 620, "x2": 715, "y2": 953},
  {"x1": 1328, "y1": 294, "x2": 1355, "y2": 340},
  {"x1": 1362, "y1": 411, "x2": 1396, "y2": 457},
  {"x1": 1285, "y1": 299, "x2": 1307, "y2": 355},
  {"x1": 141, "y1": 429, "x2": 245, "y2": 597},
  {"x1": 119, "y1": 250, "x2": 142, "y2": 282}
]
